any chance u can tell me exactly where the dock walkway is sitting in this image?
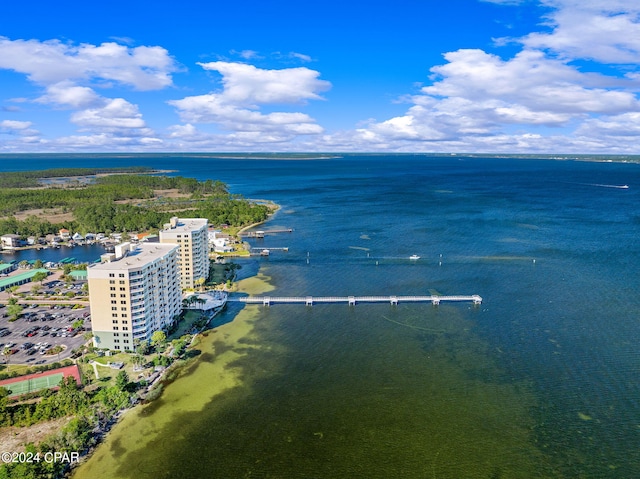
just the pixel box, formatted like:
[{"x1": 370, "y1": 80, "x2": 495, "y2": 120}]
[{"x1": 229, "y1": 295, "x2": 482, "y2": 306}]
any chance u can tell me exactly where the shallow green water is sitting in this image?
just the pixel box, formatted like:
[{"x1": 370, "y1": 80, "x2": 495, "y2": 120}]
[{"x1": 74, "y1": 290, "x2": 546, "y2": 478}]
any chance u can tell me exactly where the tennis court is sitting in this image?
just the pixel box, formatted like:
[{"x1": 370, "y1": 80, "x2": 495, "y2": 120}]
[
  {"x1": 3, "y1": 373, "x2": 64, "y2": 396},
  {"x1": 0, "y1": 365, "x2": 81, "y2": 398}
]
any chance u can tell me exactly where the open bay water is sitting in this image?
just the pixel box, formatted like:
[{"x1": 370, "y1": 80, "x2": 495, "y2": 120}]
[{"x1": 5, "y1": 154, "x2": 639, "y2": 477}]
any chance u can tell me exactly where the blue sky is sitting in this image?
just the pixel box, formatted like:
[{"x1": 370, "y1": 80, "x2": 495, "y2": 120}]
[{"x1": 1, "y1": 0, "x2": 640, "y2": 153}]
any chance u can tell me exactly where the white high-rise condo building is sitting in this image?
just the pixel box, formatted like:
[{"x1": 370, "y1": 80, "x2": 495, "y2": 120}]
[
  {"x1": 159, "y1": 217, "x2": 209, "y2": 290},
  {"x1": 87, "y1": 242, "x2": 182, "y2": 351}
]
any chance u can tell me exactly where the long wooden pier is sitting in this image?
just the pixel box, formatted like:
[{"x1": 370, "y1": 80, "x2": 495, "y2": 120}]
[{"x1": 229, "y1": 295, "x2": 482, "y2": 306}]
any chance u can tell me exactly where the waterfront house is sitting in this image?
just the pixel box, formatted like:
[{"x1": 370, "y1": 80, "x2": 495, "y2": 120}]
[
  {"x1": 1, "y1": 234, "x2": 22, "y2": 250},
  {"x1": 45, "y1": 234, "x2": 62, "y2": 245},
  {"x1": 72, "y1": 232, "x2": 84, "y2": 242},
  {"x1": 59, "y1": 229, "x2": 71, "y2": 240},
  {"x1": 210, "y1": 231, "x2": 234, "y2": 253},
  {"x1": 132, "y1": 232, "x2": 153, "y2": 242}
]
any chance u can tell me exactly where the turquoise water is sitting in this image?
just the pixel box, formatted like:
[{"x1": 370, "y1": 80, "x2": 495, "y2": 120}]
[{"x1": 4, "y1": 154, "x2": 640, "y2": 477}]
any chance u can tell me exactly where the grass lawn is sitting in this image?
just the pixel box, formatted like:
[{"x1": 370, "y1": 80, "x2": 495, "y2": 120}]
[
  {"x1": 169, "y1": 310, "x2": 204, "y2": 340},
  {"x1": 208, "y1": 263, "x2": 231, "y2": 285}
]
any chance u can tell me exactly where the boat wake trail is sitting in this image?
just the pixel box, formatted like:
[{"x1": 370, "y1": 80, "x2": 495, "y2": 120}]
[
  {"x1": 561, "y1": 181, "x2": 630, "y2": 189},
  {"x1": 587, "y1": 183, "x2": 630, "y2": 189}
]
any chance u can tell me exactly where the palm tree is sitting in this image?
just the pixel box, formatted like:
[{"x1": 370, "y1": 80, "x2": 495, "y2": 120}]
[
  {"x1": 196, "y1": 296, "x2": 206, "y2": 310},
  {"x1": 49, "y1": 345, "x2": 64, "y2": 362},
  {"x1": 3, "y1": 347, "x2": 13, "y2": 371},
  {"x1": 132, "y1": 354, "x2": 145, "y2": 370},
  {"x1": 5, "y1": 286, "x2": 19, "y2": 298},
  {"x1": 81, "y1": 331, "x2": 94, "y2": 362},
  {"x1": 183, "y1": 295, "x2": 198, "y2": 310}
]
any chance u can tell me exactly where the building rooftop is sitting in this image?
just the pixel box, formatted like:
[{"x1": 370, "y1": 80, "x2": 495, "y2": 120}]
[
  {"x1": 160, "y1": 217, "x2": 208, "y2": 234},
  {"x1": 0, "y1": 269, "x2": 50, "y2": 290},
  {"x1": 88, "y1": 243, "x2": 178, "y2": 271}
]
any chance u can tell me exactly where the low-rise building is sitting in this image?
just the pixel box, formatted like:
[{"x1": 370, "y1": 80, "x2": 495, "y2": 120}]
[
  {"x1": 1, "y1": 234, "x2": 22, "y2": 250},
  {"x1": 0, "y1": 268, "x2": 50, "y2": 292}
]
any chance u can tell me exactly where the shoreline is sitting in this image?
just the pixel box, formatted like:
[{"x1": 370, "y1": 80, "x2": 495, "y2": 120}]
[
  {"x1": 70, "y1": 272, "x2": 275, "y2": 478},
  {"x1": 235, "y1": 200, "x2": 281, "y2": 236},
  {"x1": 69, "y1": 217, "x2": 278, "y2": 477},
  {"x1": 1, "y1": 203, "x2": 281, "y2": 477}
]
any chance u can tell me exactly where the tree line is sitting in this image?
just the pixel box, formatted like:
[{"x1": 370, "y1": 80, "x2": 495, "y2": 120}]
[
  {"x1": 0, "y1": 173, "x2": 269, "y2": 237},
  {"x1": 0, "y1": 167, "x2": 152, "y2": 188},
  {"x1": 0, "y1": 373, "x2": 132, "y2": 479}
]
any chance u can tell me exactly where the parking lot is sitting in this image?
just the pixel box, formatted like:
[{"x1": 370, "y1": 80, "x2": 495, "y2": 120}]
[{"x1": 0, "y1": 282, "x2": 90, "y2": 367}]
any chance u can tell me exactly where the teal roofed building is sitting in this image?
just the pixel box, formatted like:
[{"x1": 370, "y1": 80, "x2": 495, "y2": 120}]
[
  {"x1": 69, "y1": 270, "x2": 88, "y2": 281},
  {"x1": 0, "y1": 263, "x2": 17, "y2": 275},
  {"x1": 0, "y1": 269, "x2": 50, "y2": 292}
]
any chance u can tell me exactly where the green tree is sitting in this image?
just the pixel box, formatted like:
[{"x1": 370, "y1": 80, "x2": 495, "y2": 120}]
[
  {"x1": 48, "y1": 345, "x2": 64, "y2": 362},
  {"x1": 95, "y1": 385, "x2": 130, "y2": 413},
  {"x1": 135, "y1": 340, "x2": 150, "y2": 356},
  {"x1": 5, "y1": 286, "x2": 18, "y2": 297},
  {"x1": 171, "y1": 339, "x2": 187, "y2": 358},
  {"x1": 0, "y1": 386, "x2": 9, "y2": 418},
  {"x1": 6, "y1": 303, "x2": 23, "y2": 321},
  {"x1": 132, "y1": 354, "x2": 145, "y2": 369},
  {"x1": 2, "y1": 347, "x2": 13, "y2": 371},
  {"x1": 115, "y1": 370, "x2": 129, "y2": 392},
  {"x1": 150, "y1": 331, "x2": 166, "y2": 350},
  {"x1": 32, "y1": 271, "x2": 48, "y2": 286}
]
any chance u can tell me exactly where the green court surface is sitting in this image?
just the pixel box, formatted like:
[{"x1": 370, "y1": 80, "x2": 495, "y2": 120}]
[{"x1": 4, "y1": 373, "x2": 64, "y2": 397}]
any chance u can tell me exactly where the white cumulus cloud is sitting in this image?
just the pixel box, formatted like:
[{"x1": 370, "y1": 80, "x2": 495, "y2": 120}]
[
  {"x1": 521, "y1": 1, "x2": 640, "y2": 63},
  {"x1": 169, "y1": 62, "x2": 330, "y2": 143},
  {"x1": 0, "y1": 37, "x2": 176, "y2": 149},
  {"x1": 345, "y1": 0, "x2": 640, "y2": 153},
  {"x1": 196, "y1": 61, "x2": 330, "y2": 106},
  {"x1": 0, "y1": 37, "x2": 177, "y2": 90}
]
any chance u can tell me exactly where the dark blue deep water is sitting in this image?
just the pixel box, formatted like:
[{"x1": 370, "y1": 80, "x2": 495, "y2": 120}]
[{"x1": 4, "y1": 154, "x2": 640, "y2": 478}]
